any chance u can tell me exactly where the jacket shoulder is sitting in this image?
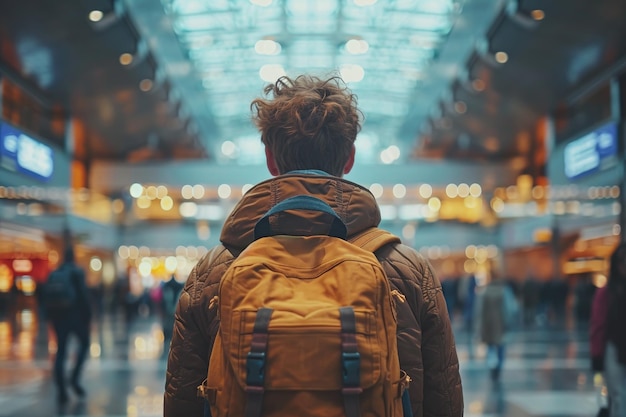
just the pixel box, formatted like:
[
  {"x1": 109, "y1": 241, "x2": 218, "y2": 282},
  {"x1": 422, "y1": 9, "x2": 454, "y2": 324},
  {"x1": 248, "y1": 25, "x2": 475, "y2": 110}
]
[
  {"x1": 375, "y1": 242, "x2": 441, "y2": 296},
  {"x1": 377, "y1": 242, "x2": 434, "y2": 277},
  {"x1": 184, "y1": 245, "x2": 235, "y2": 301},
  {"x1": 195, "y1": 245, "x2": 234, "y2": 279}
]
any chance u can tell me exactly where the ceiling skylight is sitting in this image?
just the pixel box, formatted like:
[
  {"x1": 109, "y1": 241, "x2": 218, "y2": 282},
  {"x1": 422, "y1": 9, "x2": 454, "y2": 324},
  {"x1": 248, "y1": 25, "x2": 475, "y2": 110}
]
[{"x1": 160, "y1": 0, "x2": 459, "y2": 162}]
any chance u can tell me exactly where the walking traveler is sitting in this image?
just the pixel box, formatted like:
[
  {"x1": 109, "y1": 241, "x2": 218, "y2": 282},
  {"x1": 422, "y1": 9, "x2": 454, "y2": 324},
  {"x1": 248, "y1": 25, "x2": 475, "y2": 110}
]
[
  {"x1": 163, "y1": 74, "x2": 463, "y2": 417},
  {"x1": 43, "y1": 246, "x2": 92, "y2": 404}
]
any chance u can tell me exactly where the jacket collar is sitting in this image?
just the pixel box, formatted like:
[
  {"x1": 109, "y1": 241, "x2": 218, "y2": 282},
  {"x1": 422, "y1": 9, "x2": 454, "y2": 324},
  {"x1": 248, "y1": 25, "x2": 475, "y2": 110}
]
[{"x1": 220, "y1": 173, "x2": 381, "y2": 252}]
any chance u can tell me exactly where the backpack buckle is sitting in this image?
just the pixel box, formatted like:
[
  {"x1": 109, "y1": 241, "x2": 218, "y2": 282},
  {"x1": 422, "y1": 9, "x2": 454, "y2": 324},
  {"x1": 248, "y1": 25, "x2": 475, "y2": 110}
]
[
  {"x1": 246, "y1": 351, "x2": 266, "y2": 386},
  {"x1": 342, "y1": 351, "x2": 361, "y2": 387}
]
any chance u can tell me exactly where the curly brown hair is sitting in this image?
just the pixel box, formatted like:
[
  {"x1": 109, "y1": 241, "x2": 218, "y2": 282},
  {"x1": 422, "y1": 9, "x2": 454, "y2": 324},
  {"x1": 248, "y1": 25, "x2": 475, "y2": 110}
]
[{"x1": 251, "y1": 74, "x2": 362, "y2": 177}]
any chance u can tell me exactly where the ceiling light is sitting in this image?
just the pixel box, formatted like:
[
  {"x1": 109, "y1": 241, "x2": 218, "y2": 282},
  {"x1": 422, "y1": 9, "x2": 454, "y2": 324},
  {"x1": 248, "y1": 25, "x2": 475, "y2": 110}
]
[
  {"x1": 255, "y1": 39, "x2": 281, "y2": 55},
  {"x1": 259, "y1": 64, "x2": 286, "y2": 83},
  {"x1": 354, "y1": 0, "x2": 378, "y2": 6},
  {"x1": 340, "y1": 64, "x2": 365, "y2": 83},
  {"x1": 446, "y1": 184, "x2": 458, "y2": 198},
  {"x1": 380, "y1": 148, "x2": 395, "y2": 164},
  {"x1": 160, "y1": 196, "x2": 174, "y2": 211},
  {"x1": 402, "y1": 224, "x2": 416, "y2": 239},
  {"x1": 495, "y1": 51, "x2": 508, "y2": 64},
  {"x1": 118, "y1": 246, "x2": 130, "y2": 259},
  {"x1": 242, "y1": 184, "x2": 253, "y2": 195},
  {"x1": 369, "y1": 183, "x2": 384, "y2": 199},
  {"x1": 392, "y1": 184, "x2": 406, "y2": 199},
  {"x1": 419, "y1": 184, "x2": 432, "y2": 199},
  {"x1": 491, "y1": 198, "x2": 504, "y2": 213},
  {"x1": 454, "y1": 101, "x2": 467, "y2": 114},
  {"x1": 345, "y1": 39, "x2": 369, "y2": 54},
  {"x1": 156, "y1": 185, "x2": 168, "y2": 199},
  {"x1": 250, "y1": 0, "x2": 273, "y2": 6},
  {"x1": 129, "y1": 183, "x2": 143, "y2": 198},
  {"x1": 428, "y1": 197, "x2": 441, "y2": 212},
  {"x1": 145, "y1": 186, "x2": 158, "y2": 200},
  {"x1": 181, "y1": 185, "x2": 193, "y2": 199},
  {"x1": 137, "y1": 196, "x2": 151, "y2": 209},
  {"x1": 192, "y1": 185, "x2": 205, "y2": 199},
  {"x1": 217, "y1": 184, "x2": 232, "y2": 199},
  {"x1": 221, "y1": 140, "x2": 237, "y2": 156},
  {"x1": 457, "y1": 183, "x2": 470, "y2": 198},
  {"x1": 119, "y1": 53, "x2": 133, "y2": 66},
  {"x1": 471, "y1": 79, "x2": 485, "y2": 91},
  {"x1": 88, "y1": 10, "x2": 103, "y2": 22},
  {"x1": 531, "y1": 9, "x2": 545, "y2": 21},
  {"x1": 469, "y1": 183, "x2": 482, "y2": 197},
  {"x1": 179, "y1": 202, "x2": 198, "y2": 217},
  {"x1": 139, "y1": 79, "x2": 153, "y2": 92}
]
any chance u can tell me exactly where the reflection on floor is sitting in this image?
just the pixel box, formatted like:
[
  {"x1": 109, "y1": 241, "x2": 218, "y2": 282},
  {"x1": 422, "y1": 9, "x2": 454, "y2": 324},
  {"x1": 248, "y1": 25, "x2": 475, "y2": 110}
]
[{"x1": 0, "y1": 301, "x2": 602, "y2": 417}]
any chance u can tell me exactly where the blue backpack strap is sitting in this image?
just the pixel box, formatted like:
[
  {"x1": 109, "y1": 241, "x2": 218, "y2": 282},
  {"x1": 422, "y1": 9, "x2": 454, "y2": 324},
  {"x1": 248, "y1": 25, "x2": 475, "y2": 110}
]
[
  {"x1": 254, "y1": 195, "x2": 347, "y2": 240},
  {"x1": 340, "y1": 306, "x2": 362, "y2": 417},
  {"x1": 244, "y1": 307, "x2": 273, "y2": 417}
]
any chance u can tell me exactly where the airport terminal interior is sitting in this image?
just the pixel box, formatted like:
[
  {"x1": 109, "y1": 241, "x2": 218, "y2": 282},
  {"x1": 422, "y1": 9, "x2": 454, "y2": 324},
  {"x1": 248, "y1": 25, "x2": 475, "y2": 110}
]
[{"x1": 1, "y1": 0, "x2": 626, "y2": 416}]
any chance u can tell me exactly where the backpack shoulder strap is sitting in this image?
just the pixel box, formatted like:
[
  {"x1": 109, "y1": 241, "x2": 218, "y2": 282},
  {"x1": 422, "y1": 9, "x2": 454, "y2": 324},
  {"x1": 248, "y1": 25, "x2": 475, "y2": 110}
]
[{"x1": 349, "y1": 227, "x2": 401, "y2": 253}]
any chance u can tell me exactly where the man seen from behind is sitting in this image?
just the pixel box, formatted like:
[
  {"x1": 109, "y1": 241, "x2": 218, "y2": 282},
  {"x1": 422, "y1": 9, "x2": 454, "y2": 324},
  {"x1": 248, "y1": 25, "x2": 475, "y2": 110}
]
[{"x1": 164, "y1": 74, "x2": 463, "y2": 417}]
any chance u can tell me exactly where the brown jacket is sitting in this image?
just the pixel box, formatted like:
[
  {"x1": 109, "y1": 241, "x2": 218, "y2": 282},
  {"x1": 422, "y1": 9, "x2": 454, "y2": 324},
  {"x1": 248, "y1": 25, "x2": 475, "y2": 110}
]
[{"x1": 164, "y1": 173, "x2": 463, "y2": 417}]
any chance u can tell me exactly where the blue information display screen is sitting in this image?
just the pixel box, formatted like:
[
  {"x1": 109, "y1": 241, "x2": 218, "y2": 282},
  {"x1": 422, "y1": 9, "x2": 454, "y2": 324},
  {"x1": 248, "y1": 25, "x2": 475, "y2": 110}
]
[
  {"x1": 564, "y1": 122, "x2": 617, "y2": 180},
  {"x1": 0, "y1": 122, "x2": 54, "y2": 182}
]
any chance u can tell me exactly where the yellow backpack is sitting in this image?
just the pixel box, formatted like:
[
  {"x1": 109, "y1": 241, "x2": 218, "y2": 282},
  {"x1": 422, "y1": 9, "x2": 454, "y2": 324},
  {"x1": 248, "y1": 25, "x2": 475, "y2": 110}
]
[{"x1": 198, "y1": 196, "x2": 410, "y2": 417}]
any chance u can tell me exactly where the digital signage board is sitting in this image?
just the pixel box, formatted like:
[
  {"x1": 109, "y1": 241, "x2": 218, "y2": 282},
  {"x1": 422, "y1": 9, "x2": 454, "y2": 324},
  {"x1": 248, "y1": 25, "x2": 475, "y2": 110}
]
[
  {"x1": 564, "y1": 122, "x2": 617, "y2": 180},
  {"x1": 0, "y1": 122, "x2": 54, "y2": 182}
]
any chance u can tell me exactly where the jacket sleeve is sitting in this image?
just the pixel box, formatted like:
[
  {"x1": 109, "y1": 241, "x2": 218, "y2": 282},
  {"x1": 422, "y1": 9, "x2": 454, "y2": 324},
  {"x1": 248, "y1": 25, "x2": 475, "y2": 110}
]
[
  {"x1": 419, "y1": 260, "x2": 463, "y2": 417},
  {"x1": 381, "y1": 244, "x2": 463, "y2": 417},
  {"x1": 164, "y1": 247, "x2": 230, "y2": 417}
]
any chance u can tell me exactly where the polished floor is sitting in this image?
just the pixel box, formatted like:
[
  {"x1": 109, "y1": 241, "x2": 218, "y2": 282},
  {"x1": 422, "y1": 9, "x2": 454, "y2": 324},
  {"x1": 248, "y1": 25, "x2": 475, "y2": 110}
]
[{"x1": 0, "y1": 296, "x2": 604, "y2": 417}]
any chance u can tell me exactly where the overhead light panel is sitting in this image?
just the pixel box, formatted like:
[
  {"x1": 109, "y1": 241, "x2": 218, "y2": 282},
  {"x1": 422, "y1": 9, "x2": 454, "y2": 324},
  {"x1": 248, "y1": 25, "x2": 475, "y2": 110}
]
[
  {"x1": 259, "y1": 64, "x2": 286, "y2": 83},
  {"x1": 139, "y1": 79, "x2": 154, "y2": 92},
  {"x1": 345, "y1": 39, "x2": 369, "y2": 55},
  {"x1": 89, "y1": 10, "x2": 104, "y2": 22},
  {"x1": 495, "y1": 51, "x2": 509, "y2": 64},
  {"x1": 250, "y1": 0, "x2": 273, "y2": 6},
  {"x1": 340, "y1": 64, "x2": 365, "y2": 83},
  {"x1": 354, "y1": 0, "x2": 378, "y2": 6},
  {"x1": 119, "y1": 53, "x2": 133, "y2": 65},
  {"x1": 531, "y1": 9, "x2": 545, "y2": 21},
  {"x1": 255, "y1": 39, "x2": 281, "y2": 55}
]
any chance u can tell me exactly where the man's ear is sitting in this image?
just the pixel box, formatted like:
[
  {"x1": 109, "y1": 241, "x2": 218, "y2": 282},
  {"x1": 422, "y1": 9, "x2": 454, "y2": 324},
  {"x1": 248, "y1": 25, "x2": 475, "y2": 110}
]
[
  {"x1": 342, "y1": 144, "x2": 356, "y2": 175},
  {"x1": 265, "y1": 147, "x2": 280, "y2": 176}
]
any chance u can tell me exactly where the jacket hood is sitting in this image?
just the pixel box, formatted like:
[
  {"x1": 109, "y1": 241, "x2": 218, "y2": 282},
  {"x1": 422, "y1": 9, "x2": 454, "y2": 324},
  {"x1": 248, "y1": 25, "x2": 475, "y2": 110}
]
[{"x1": 220, "y1": 173, "x2": 381, "y2": 252}]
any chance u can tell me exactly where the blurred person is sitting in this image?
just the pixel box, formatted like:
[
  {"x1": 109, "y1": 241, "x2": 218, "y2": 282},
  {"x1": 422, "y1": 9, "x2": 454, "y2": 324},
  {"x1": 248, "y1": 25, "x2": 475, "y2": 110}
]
[
  {"x1": 574, "y1": 273, "x2": 596, "y2": 325},
  {"x1": 591, "y1": 281, "x2": 611, "y2": 417},
  {"x1": 538, "y1": 278, "x2": 555, "y2": 326},
  {"x1": 458, "y1": 273, "x2": 477, "y2": 333},
  {"x1": 590, "y1": 243, "x2": 626, "y2": 417},
  {"x1": 44, "y1": 246, "x2": 92, "y2": 404},
  {"x1": 441, "y1": 276, "x2": 458, "y2": 323},
  {"x1": 478, "y1": 270, "x2": 519, "y2": 382},
  {"x1": 521, "y1": 274, "x2": 540, "y2": 327},
  {"x1": 160, "y1": 274, "x2": 183, "y2": 355},
  {"x1": 553, "y1": 277, "x2": 569, "y2": 326},
  {"x1": 164, "y1": 74, "x2": 463, "y2": 417}
]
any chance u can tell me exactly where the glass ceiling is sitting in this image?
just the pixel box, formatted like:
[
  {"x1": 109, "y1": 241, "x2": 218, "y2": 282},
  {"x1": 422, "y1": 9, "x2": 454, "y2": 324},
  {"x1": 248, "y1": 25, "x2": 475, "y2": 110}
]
[{"x1": 160, "y1": 0, "x2": 459, "y2": 163}]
